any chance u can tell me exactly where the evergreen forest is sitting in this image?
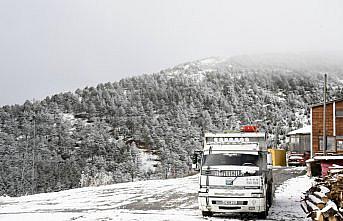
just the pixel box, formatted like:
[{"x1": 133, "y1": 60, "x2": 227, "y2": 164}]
[{"x1": 1, "y1": 57, "x2": 343, "y2": 196}]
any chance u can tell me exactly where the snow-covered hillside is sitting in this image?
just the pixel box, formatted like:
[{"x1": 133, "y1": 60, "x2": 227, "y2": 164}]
[
  {"x1": 0, "y1": 168, "x2": 313, "y2": 221},
  {"x1": 3, "y1": 54, "x2": 336, "y2": 198}
]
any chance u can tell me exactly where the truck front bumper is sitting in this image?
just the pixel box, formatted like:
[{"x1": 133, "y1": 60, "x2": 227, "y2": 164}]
[{"x1": 198, "y1": 194, "x2": 266, "y2": 214}]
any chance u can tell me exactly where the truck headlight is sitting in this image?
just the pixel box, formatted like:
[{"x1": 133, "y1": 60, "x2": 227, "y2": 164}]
[{"x1": 251, "y1": 193, "x2": 263, "y2": 197}]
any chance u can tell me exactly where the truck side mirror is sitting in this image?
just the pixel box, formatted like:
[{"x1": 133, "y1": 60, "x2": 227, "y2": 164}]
[{"x1": 258, "y1": 151, "x2": 268, "y2": 171}]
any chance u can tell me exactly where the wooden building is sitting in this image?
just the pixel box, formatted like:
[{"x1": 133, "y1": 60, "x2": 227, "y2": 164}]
[
  {"x1": 311, "y1": 98, "x2": 343, "y2": 155},
  {"x1": 304, "y1": 99, "x2": 343, "y2": 176},
  {"x1": 286, "y1": 125, "x2": 311, "y2": 153}
]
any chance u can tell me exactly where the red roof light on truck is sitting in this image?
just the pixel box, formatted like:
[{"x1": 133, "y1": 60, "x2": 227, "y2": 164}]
[{"x1": 240, "y1": 125, "x2": 258, "y2": 132}]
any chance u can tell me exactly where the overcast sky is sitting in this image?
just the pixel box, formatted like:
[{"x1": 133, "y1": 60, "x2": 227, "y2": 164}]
[{"x1": 1, "y1": 0, "x2": 343, "y2": 106}]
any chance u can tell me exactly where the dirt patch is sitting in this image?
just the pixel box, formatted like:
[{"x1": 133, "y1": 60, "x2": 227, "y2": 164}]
[
  {"x1": 122, "y1": 192, "x2": 198, "y2": 210},
  {"x1": 272, "y1": 167, "x2": 306, "y2": 187}
]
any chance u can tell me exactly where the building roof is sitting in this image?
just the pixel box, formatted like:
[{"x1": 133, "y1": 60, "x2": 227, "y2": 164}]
[
  {"x1": 310, "y1": 98, "x2": 343, "y2": 108},
  {"x1": 287, "y1": 125, "x2": 311, "y2": 136}
]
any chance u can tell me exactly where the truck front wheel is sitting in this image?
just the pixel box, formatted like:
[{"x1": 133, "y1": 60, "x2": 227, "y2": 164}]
[
  {"x1": 267, "y1": 184, "x2": 273, "y2": 208},
  {"x1": 257, "y1": 211, "x2": 267, "y2": 219},
  {"x1": 202, "y1": 211, "x2": 213, "y2": 217},
  {"x1": 257, "y1": 200, "x2": 268, "y2": 219}
]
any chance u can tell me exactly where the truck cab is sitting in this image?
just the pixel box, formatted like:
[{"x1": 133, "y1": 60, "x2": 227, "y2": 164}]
[{"x1": 194, "y1": 130, "x2": 273, "y2": 218}]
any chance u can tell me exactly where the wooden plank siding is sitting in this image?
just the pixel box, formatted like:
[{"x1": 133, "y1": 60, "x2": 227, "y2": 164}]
[
  {"x1": 336, "y1": 101, "x2": 343, "y2": 137},
  {"x1": 312, "y1": 100, "x2": 343, "y2": 154}
]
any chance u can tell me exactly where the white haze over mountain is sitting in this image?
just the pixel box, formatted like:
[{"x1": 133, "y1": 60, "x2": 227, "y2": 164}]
[{"x1": 0, "y1": 0, "x2": 343, "y2": 106}]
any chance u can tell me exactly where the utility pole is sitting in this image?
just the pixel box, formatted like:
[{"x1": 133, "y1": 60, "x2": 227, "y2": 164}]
[
  {"x1": 323, "y1": 74, "x2": 327, "y2": 156},
  {"x1": 32, "y1": 114, "x2": 36, "y2": 194},
  {"x1": 20, "y1": 133, "x2": 29, "y2": 195}
]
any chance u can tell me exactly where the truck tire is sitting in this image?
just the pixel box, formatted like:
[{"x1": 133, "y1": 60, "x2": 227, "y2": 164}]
[
  {"x1": 267, "y1": 184, "x2": 273, "y2": 208},
  {"x1": 257, "y1": 211, "x2": 267, "y2": 219},
  {"x1": 202, "y1": 211, "x2": 213, "y2": 217},
  {"x1": 257, "y1": 199, "x2": 268, "y2": 219}
]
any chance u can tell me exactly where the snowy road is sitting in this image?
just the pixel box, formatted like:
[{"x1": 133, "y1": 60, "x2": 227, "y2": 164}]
[{"x1": 0, "y1": 168, "x2": 312, "y2": 221}]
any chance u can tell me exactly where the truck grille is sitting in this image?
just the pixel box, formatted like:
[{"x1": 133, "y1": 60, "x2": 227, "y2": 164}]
[{"x1": 201, "y1": 170, "x2": 242, "y2": 177}]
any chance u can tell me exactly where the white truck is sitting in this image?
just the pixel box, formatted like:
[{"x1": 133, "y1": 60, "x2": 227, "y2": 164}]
[{"x1": 193, "y1": 127, "x2": 273, "y2": 218}]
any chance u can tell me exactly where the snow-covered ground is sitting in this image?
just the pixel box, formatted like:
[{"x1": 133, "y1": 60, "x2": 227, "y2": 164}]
[
  {"x1": 0, "y1": 168, "x2": 313, "y2": 221},
  {"x1": 268, "y1": 174, "x2": 313, "y2": 220}
]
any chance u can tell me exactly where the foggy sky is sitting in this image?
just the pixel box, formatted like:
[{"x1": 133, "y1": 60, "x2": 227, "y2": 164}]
[{"x1": 1, "y1": 0, "x2": 343, "y2": 106}]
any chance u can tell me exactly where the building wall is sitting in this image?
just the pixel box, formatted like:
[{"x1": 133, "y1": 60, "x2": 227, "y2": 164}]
[
  {"x1": 312, "y1": 103, "x2": 334, "y2": 153},
  {"x1": 336, "y1": 102, "x2": 343, "y2": 136},
  {"x1": 312, "y1": 101, "x2": 343, "y2": 153},
  {"x1": 336, "y1": 101, "x2": 343, "y2": 151}
]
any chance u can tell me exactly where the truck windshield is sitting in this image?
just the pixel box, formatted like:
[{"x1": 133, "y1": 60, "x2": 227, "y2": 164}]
[{"x1": 202, "y1": 153, "x2": 259, "y2": 167}]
